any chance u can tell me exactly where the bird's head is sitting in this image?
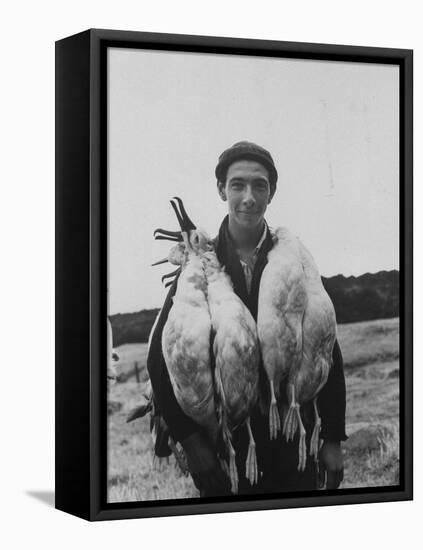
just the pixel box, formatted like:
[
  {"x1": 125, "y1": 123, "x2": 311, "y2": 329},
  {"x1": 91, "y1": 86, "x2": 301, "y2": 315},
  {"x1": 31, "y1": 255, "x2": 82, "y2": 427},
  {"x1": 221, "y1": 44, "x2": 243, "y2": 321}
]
[
  {"x1": 152, "y1": 198, "x2": 212, "y2": 287},
  {"x1": 153, "y1": 197, "x2": 212, "y2": 256},
  {"x1": 169, "y1": 196, "x2": 212, "y2": 254},
  {"x1": 151, "y1": 241, "x2": 186, "y2": 268}
]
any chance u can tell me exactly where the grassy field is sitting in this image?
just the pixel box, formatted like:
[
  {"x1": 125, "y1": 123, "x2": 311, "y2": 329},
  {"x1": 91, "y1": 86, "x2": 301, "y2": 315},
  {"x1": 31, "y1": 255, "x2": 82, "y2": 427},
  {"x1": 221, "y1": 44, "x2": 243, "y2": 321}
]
[
  {"x1": 107, "y1": 317, "x2": 399, "y2": 502},
  {"x1": 338, "y1": 318, "x2": 399, "y2": 488}
]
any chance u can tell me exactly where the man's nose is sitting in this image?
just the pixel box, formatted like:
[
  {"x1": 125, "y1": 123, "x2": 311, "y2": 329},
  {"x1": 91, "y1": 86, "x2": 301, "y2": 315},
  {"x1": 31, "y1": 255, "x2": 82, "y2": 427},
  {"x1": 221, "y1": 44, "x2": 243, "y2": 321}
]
[{"x1": 242, "y1": 185, "x2": 256, "y2": 207}]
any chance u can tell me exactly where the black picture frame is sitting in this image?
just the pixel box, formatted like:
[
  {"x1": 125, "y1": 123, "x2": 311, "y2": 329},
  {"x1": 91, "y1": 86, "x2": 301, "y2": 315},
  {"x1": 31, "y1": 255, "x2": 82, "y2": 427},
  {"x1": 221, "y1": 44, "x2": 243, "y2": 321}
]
[{"x1": 55, "y1": 28, "x2": 413, "y2": 521}]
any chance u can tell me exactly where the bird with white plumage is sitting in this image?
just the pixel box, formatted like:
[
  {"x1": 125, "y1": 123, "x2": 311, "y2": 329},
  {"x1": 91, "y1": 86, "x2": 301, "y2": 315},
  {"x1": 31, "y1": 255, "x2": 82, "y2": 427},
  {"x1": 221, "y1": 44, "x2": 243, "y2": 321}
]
[
  {"x1": 257, "y1": 227, "x2": 307, "y2": 441},
  {"x1": 157, "y1": 198, "x2": 220, "y2": 447},
  {"x1": 202, "y1": 249, "x2": 260, "y2": 493},
  {"x1": 283, "y1": 238, "x2": 337, "y2": 467},
  {"x1": 153, "y1": 198, "x2": 260, "y2": 493},
  {"x1": 258, "y1": 226, "x2": 337, "y2": 471}
]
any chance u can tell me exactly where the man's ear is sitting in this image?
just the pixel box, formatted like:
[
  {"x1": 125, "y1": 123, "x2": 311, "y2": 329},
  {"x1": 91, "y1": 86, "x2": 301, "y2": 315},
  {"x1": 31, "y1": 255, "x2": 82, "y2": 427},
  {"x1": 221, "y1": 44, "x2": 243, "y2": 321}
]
[{"x1": 217, "y1": 181, "x2": 227, "y2": 201}]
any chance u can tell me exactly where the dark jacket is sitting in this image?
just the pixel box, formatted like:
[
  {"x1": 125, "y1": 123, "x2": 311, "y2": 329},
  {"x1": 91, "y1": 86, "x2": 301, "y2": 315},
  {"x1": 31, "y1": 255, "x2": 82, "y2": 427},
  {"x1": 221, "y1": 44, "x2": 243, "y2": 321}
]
[{"x1": 147, "y1": 217, "x2": 347, "y2": 480}]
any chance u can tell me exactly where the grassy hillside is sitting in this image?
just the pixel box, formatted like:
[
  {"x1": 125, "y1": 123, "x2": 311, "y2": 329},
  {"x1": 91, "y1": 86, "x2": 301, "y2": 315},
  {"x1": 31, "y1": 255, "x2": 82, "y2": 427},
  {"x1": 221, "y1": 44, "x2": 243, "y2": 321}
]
[
  {"x1": 107, "y1": 317, "x2": 400, "y2": 502},
  {"x1": 110, "y1": 310, "x2": 159, "y2": 347}
]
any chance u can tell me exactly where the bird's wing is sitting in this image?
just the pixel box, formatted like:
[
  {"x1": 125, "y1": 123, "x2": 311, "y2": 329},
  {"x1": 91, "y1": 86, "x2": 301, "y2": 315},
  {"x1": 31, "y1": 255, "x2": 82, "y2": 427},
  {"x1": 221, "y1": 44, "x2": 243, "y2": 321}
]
[{"x1": 162, "y1": 296, "x2": 217, "y2": 433}]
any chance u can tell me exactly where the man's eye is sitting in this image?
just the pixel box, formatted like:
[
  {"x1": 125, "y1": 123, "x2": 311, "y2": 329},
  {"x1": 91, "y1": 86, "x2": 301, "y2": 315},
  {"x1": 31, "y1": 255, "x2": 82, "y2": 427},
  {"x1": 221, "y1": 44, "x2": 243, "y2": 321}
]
[{"x1": 255, "y1": 183, "x2": 268, "y2": 191}]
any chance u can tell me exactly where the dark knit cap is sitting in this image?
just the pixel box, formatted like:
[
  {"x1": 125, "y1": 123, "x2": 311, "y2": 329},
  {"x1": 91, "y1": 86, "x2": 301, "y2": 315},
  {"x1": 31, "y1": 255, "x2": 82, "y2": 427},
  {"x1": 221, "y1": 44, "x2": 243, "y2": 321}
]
[{"x1": 215, "y1": 141, "x2": 278, "y2": 192}]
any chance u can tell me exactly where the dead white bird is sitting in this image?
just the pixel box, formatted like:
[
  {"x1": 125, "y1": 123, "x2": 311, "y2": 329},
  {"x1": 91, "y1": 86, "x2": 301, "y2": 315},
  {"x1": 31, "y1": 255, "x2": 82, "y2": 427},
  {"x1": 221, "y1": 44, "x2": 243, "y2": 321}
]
[
  {"x1": 158, "y1": 198, "x2": 220, "y2": 446},
  {"x1": 258, "y1": 227, "x2": 336, "y2": 471},
  {"x1": 154, "y1": 200, "x2": 260, "y2": 493},
  {"x1": 257, "y1": 227, "x2": 307, "y2": 441},
  {"x1": 202, "y1": 249, "x2": 260, "y2": 493},
  {"x1": 283, "y1": 239, "x2": 337, "y2": 469}
]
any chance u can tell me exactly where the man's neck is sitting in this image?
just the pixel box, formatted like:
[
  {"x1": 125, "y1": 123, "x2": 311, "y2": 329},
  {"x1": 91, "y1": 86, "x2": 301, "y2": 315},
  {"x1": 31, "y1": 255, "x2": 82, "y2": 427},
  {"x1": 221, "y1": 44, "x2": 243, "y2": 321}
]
[{"x1": 228, "y1": 217, "x2": 266, "y2": 251}]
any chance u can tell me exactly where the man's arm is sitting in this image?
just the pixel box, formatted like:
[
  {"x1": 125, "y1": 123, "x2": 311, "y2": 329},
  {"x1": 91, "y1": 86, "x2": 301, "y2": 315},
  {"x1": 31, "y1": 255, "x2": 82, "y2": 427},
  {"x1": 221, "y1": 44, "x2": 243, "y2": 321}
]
[
  {"x1": 317, "y1": 339, "x2": 347, "y2": 489},
  {"x1": 318, "y1": 339, "x2": 348, "y2": 442}
]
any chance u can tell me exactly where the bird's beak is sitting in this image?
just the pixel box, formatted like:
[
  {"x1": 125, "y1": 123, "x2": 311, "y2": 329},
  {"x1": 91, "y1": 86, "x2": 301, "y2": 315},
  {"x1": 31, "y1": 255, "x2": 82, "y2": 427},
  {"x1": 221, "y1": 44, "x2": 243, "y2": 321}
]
[
  {"x1": 170, "y1": 197, "x2": 197, "y2": 247},
  {"x1": 170, "y1": 197, "x2": 197, "y2": 232},
  {"x1": 153, "y1": 228, "x2": 182, "y2": 242},
  {"x1": 151, "y1": 257, "x2": 169, "y2": 266}
]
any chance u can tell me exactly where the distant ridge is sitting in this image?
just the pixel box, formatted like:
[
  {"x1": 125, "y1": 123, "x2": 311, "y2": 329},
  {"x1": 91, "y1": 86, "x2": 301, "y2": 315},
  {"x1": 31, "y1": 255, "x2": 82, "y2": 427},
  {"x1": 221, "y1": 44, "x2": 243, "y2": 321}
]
[
  {"x1": 110, "y1": 269, "x2": 399, "y2": 347},
  {"x1": 322, "y1": 269, "x2": 399, "y2": 324}
]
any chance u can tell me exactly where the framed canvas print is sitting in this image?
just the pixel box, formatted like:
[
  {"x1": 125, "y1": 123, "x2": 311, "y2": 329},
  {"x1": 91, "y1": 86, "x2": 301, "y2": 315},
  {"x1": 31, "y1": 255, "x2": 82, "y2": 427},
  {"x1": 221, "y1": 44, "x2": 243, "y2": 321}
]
[{"x1": 55, "y1": 29, "x2": 413, "y2": 521}]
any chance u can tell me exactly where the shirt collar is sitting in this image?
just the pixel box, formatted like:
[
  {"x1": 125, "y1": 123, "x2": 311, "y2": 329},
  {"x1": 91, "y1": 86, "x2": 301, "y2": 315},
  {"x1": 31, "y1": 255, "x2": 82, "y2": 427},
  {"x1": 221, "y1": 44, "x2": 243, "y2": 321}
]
[
  {"x1": 254, "y1": 223, "x2": 268, "y2": 254},
  {"x1": 236, "y1": 222, "x2": 268, "y2": 259}
]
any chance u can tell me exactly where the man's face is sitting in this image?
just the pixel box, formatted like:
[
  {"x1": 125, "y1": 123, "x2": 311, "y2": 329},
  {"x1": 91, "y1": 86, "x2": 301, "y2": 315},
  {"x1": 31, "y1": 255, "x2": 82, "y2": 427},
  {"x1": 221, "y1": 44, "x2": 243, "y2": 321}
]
[{"x1": 219, "y1": 160, "x2": 273, "y2": 230}]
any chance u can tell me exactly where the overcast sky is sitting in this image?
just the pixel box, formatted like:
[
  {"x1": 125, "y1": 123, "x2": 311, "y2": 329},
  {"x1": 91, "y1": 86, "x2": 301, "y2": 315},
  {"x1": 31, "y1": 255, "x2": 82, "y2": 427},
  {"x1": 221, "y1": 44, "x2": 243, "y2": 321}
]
[{"x1": 108, "y1": 47, "x2": 399, "y2": 315}]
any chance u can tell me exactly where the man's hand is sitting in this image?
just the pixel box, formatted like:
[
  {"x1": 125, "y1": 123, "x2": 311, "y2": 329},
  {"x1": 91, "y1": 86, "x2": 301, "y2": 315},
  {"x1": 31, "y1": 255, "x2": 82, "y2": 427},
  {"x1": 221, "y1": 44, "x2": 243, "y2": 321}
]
[
  {"x1": 181, "y1": 432, "x2": 231, "y2": 496},
  {"x1": 318, "y1": 440, "x2": 344, "y2": 489}
]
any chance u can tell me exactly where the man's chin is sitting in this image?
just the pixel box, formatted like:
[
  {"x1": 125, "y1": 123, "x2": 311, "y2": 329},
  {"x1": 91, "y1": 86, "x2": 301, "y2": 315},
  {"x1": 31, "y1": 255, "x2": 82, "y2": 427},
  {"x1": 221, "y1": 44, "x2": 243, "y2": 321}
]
[{"x1": 235, "y1": 214, "x2": 262, "y2": 228}]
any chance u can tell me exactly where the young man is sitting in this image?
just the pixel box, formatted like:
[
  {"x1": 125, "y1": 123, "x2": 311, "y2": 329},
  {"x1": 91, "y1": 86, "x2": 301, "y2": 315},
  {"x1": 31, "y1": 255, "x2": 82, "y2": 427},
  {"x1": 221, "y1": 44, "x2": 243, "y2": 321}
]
[{"x1": 148, "y1": 141, "x2": 347, "y2": 497}]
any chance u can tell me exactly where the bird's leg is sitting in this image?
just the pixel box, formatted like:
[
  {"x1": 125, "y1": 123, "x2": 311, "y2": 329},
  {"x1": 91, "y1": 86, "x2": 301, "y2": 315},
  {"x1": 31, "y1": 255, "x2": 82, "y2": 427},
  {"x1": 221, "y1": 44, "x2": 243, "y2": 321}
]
[
  {"x1": 296, "y1": 406, "x2": 307, "y2": 472},
  {"x1": 225, "y1": 432, "x2": 239, "y2": 494},
  {"x1": 269, "y1": 379, "x2": 281, "y2": 440},
  {"x1": 219, "y1": 405, "x2": 239, "y2": 494},
  {"x1": 245, "y1": 417, "x2": 258, "y2": 486},
  {"x1": 283, "y1": 383, "x2": 299, "y2": 442},
  {"x1": 310, "y1": 397, "x2": 322, "y2": 462}
]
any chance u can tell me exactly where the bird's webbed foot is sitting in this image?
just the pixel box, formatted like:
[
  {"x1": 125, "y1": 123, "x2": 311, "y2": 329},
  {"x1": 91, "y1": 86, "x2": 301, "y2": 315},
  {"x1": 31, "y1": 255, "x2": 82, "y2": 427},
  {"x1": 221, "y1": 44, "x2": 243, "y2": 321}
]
[
  {"x1": 245, "y1": 418, "x2": 258, "y2": 486},
  {"x1": 283, "y1": 383, "x2": 299, "y2": 442},
  {"x1": 245, "y1": 444, "x2": 258, "y2": 487},
  {"x1": 283, "y1": 403, "x2": 299, "y2": 442},
  {"x1": 268, "y1": 380, "x2": 281, "y2": 440},
  {"x1": 269, "y1": 400, "x2": 281, "y2": 440}
]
